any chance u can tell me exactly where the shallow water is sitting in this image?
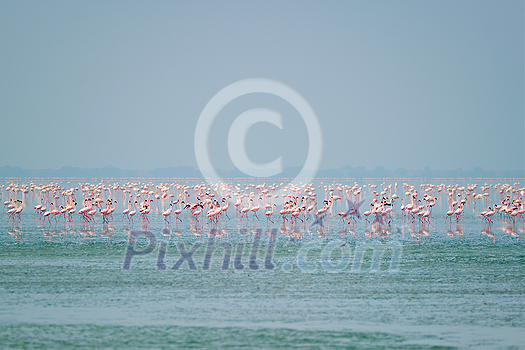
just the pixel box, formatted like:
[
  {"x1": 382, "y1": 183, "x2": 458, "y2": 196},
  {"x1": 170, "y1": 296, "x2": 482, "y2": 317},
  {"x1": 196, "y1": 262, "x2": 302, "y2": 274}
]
[{"x1": 1, "y1": 179, "x2": 524, "y2": 349}]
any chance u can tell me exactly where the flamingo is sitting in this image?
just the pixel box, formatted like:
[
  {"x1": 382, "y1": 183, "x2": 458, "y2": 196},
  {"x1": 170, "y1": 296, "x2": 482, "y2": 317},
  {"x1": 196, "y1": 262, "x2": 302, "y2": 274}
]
[
  {"x1": 306, "y1": 198, "x2": 316, "y2": 218},
  {"x1": 43, "y1": 203, "x2": 53, "y2": 224},
  {"x1": 290, "y1": 206, "x2": 303, "y2": 223},
  {"x1": 192, "y1": 203, "x2": 204, "y2": 221},
  {"x1": 51, "y1": 202, "x2": 60, "y2": 222},
  {"x1": 140, "y1": 199, "x2": 153, "y2": 222},
  {"x1": 67, "y1": 201, "x2": 77, "y2": 221},
  {"x1": 265, "y1": 203, "x2": 276, "y2": 224},
  {"x1": 13, "y1": 200, "x2": 23, "y2": 221},
  {"x1": 454, "y1": 203, "x2": 464, "y2": 222},
  {"x1": 34, "y1": 199, "x2": 43, "y2": 215},
  {"x1": 162, "y1": 201, "x2": 173, "y2": 223},
  {"x1": 7, "y1": 200, "x2": 18, "y2": 222},
  {"x1": 59, "y1": 205, "x2": 68, "y2": 221},
  {"x1": 250, "y1": 196, "x2": 261, "y2": 220},
  {"x1": 233, "y1": 196, "x2": 243, "y2": 213},
  {"x1": 363, "y1": 204, "x2": 373, "y2": 222},
  {"x1": 481, "y1": 206, "x2": 494, "y2": 224},
  {"x1": 122, "y1": 200, "x2": 132, "y2": 222},
  {"x1": 173, "y1": 200, "x2": 185, "y2": 222},
  {"x1": 316, "y1": 200, "x2": 331, "y2": 216},
  {"x1": 101, "y1": 199, "x2": 111, "y2": 223},
  {"x1": 108, "y1": 199, "x2": 116, "y2": 217},
  {"x1": 221, "y1": 196, "x2": 230, "y2": 219},
  {"x1": 129, "y1": 201, "x2": 138, "y2": 223},
  {"x1": 78, "y1": 199, "x2": 91, "y2": 222},
  {"x1": 4, "y1": 198, "x2": 13, "y2": 212},
  {"x1": 206, "y1": 201, "x2": 222, "y2": 223},
  {"x1": 486, "y1": 206, "x2": 496, "y2": 223},
  {"x1": 445, "y1": 202, "x2": 455, "y2": 223},
  {"x1": 241, "y1": 199, "x2": 252, "y2": 220},
  {"x1": 86, "y1": 201, "x2": 97, "y2": 221},
  {"x1": 279, "y1": 203, "x2": 289, "y2": 222},
  {"x1": 337, "y1": 210, "x2": 347, "y2": 224}
]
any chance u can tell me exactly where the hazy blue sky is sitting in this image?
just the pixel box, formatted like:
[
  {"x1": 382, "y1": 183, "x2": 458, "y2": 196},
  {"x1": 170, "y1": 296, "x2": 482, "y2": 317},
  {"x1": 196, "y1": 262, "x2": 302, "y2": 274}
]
[{"x1": 1, "y1": 1, "x2": 523, "y2": 174}]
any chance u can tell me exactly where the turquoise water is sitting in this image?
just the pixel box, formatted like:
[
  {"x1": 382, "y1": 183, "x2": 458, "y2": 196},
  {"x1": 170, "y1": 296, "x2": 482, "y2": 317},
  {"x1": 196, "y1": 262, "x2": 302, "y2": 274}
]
[{"x1": 1, "y1": 179, "x2": 524, "y2": 349}]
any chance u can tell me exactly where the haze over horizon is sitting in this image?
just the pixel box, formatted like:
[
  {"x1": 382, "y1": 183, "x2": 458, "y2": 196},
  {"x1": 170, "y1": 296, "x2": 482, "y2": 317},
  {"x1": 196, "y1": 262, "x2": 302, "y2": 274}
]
[
  {"x1": 1, "y1": 1, "x2": 523, "y2": 176},
  {"x1": 0, "y1": 164, "x2": 522, "y2": 181}
]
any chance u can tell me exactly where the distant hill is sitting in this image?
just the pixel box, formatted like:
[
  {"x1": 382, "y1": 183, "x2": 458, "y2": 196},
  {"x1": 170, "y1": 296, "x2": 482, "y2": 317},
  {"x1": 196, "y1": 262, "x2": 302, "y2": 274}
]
[
  {"x1": 316, "y1": 166, "x2": 524, "y2": 179},
  {"x1": 0, "y1": 165, "x2": 523, "y2": 180}
]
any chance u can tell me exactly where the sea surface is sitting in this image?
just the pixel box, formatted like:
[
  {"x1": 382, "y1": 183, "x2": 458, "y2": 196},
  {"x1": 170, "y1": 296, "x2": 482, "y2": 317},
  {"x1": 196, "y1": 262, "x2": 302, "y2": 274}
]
[{"x1": 1, "y1": 178, "x2": 524, "y2": 349}]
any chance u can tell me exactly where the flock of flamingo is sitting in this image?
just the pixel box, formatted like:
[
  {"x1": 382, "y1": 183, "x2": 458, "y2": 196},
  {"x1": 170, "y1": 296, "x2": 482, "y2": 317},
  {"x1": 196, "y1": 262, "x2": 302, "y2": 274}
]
[{"x1": 2, "y1": 180, "x2": 524, "y2": 235}]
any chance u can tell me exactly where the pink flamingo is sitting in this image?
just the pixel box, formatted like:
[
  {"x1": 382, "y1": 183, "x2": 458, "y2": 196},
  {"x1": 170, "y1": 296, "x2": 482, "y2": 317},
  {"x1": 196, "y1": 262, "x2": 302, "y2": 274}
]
[
  {"x1": 206, "y1": 202, "x2": 222, "y2": 223},
  {"x1": 86, "y1": 203, "x2": 97, "y2": 222},
  {"x1": 291, "y1": 206, "x2": 303, "y2": 224},
  {"x1": 34, "y1": 198, "x2": 43, "y2": 215},
  {"x1": 122, "y1": 200, "x2": 131, "y2": 222},
  {"x1": 173, "y1": 200, "x2": 185, "y2": 222},
  {"x1": 363, "y1": 203, "x2": 373, "y2": 222},
  {"x1": 67, "y1": 201, "x2": 76, "y2": 222},
  {"x1": 337, "y1": 210, "x2": 347, "y2": 224},
  {"x1": 454, "y1": 203, "x2": 464, "y2": 222},
  {"x1": 250, "y1": 196, "x2": 261, "y2": 220},
  {"x1": 51, "y1": 202, "x2": 60, "y2": 222},
  {"x1": 445, "y1": 203, "x2": 455, "y2": 223},
  {"x1": 191, "y1": 204, "x2": 204, "y2": 222},
  {"x1": 101, "y1": 199, "x2": 111, "y2": 223},
  {"x1": 306, "y1": 198, "x2": 316, "y2": 218},
  {"x1": 233, "y1": 196, "x2": 243, "y2": 214},
  {"x1": 129, "y1": 201, "x2": 138, "y2": 223},
  {"x1": 162, "y1": 201, "x2": 173, "y2": 223},
  {"x1": 7, "y1": 200, "x2": 19, "y2": 222},
  {"x1": 78, "y1": 199, "x2": 91, "y2": 222},
  {"x1": 140, "y1": 199, "x2": 153, "y2": 223},
  {"x1": 14, "y1": 200, "x2": 23, "y2": 221},
  {"x1": 265, "y1": 203, "x2": 276, "y2": 224},
  {"x1": 221, "y1": 196, "x2": 230, "y2": 219},
  {"x1": 241, "y1": 199, "x2": 252, "y2": 220},
  {"x1": 43, "y1": 203, "x2": 53, "y2": 224},
  {"x1": 108, "y1": 199, "x2": 116, "y2": 218},
  {"x1": 59, "y1": 205, "x2": 68, "y2": 221}
]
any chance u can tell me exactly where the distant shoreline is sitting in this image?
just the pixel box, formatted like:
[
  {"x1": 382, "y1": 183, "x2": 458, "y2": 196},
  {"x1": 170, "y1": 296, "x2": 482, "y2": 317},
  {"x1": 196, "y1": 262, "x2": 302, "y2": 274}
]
[{"x1": 0, "y1": 165, "x2": 523, "y2": 181}]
